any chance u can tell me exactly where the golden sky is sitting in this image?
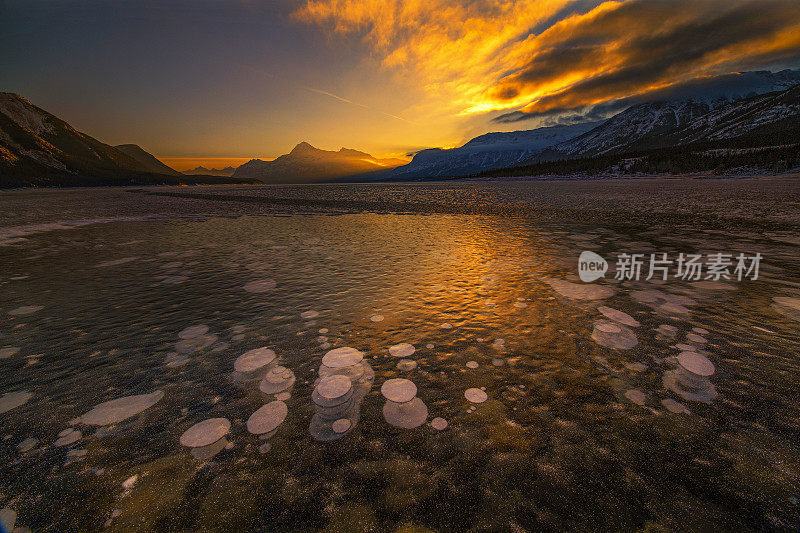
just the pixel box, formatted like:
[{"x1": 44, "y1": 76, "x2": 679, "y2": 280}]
[{"x1": 4, "y1": 0, "x2": 799, "y2": 163}]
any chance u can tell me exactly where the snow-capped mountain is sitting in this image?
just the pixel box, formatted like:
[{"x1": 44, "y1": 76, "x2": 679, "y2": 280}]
[
  {"x1": 537, "y1": 82, "x2": 800, "y2": 161},
  {"x1": 383, "y1": 122, "x2": 599, "y2": 180},
  {"x1": 233, "y1": 142, "x2": 407, "y2": 184}
]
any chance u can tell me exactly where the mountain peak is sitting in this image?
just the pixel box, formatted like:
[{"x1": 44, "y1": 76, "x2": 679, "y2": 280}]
[{"x1": 290, "y1": 141, "x2": 317, "y2": 155}]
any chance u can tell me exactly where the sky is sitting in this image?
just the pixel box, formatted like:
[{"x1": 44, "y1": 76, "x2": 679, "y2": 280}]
[{"x1": 2, "y1": 0, "x2": 800, "y2": 170}]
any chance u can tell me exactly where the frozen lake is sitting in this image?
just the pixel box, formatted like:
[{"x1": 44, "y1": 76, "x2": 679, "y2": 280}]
[{"x1": 1, "y1": 179, "x2": 799, "y2": 531}]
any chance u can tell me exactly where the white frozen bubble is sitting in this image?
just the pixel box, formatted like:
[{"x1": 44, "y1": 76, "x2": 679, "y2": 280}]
[
  {"x1": 243, "y1": 279, "x2": 276, "y2": 293},
  {"x1": 0, "y1": 391, "x2": 32, "y2": 414},
  {"x1": 383, "y1": 398, "x2": 428, "y2": 429},
  {"x1": 370, "y1": 315, "x2": 385, "y2": 322},
  {"x1": 122, "y1": 475, "x2": 138, "y2": 490},
  {"x1": 178, "y1": 324, "x2": 210, "y2": 340},
  {"x1": 661, "y1": 398, "x2": 691, "y2": 414},
  {"x1": 322, "y1": 347, "x2": 364, "y2": 368},
  {"x1": 332, "y1": 418, "x2": 352, "y2": 433},
  {"x1": 686, "y1": 333, "x2": 707, "y2": 344},
  {"x1": 397, "y1": 359, "x2": 418, "y2": 371},
  {"x1": 466, "y1": 361, "x2": 479, "y2": 369},
  {"x1": 431, "y1": 417, "x2": 448, "y2": 430},
  {"x1": 692, "y1": 327, "x2": 709, "y2": 335},
  {"x1": 492, "y1": 358, "x2": 505, "y2": 367},
  {"x1": 624, "y1": 389, "x2": 646, "y2": 406},
  {"x1": 79, "y1": 391, "x2": 164, "y2": 425},
  {"x1": 543, "y1": 278, "x2": 614, "y2": 300},
  {"x1": 8, "y1": 305, "x2": 44, "y2": 316},
  {"x1": 1, "y1": 508, "x2": 16, "y2": 532},
  {"x1": 55, "y1": 428, "x2": 82, "y2": 446},
  {"x1": 275, "y1": 392, "x2": 291, "y2": 401},
  {"x1": 426, "y1": 344, "x2": 434, "y2": 349},
  {"x1": 300, "y1": 310, "x2": 320, "y2": 319},
  {"x1": 234, "y1": 347, "x2": 276, "y2": 374},
  {"x1": 597, "y1": 306, "x2": 640, "y2": 327},
  {"x1": 440, "y1": 323, "x2": 454, "y2": 329},
  {"x1": 258, "y1": 366, "x2": 296, "y2": 394},
  {"x1": 677, "y1": 351, "x2": 715, "y2": 377},
  {"x1": 388, "y1": 343, "x2": 415, "y2": 358},
  {"x1": 513, "y1": 301, "x2": 528, "y2": 308},
  {"x1": 464, "y1": 388, "x2": 488, "y2": 404},
  {"x1": 318, "y1": 328, "x2": 329, "y2": 334},
  {"x1": 180, "y1": 418, "x2": 231, "y2": 448},
  {"x1": 381, "y1": 378, "x2": 417, "y2": 404},
  {"x1": 246, "y1": 401, "x2": 288, "y2": 436},
  {"x1": 591, "y1": 320, "x2": 638, "y2": 350},
  {"x1": 0, "y1": 347, "x2": 20, "y2": 359},
  {"x1": 17, "y1": 437, "x2": 38, "y2": 453},
  {"x1": 176, "y1": 334, "x2": 217, "y2": 354},
  {"x1": 165, "y1": 353, "x2": 190, "y2": 368},
  {"x1": 315, "y1": 375, "x2": 353, "y2": 403}
]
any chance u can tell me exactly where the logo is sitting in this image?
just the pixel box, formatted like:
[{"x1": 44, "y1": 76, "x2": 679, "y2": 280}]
[{"x1": 578, "y1": 250, "x2": 608, "y2": 282}]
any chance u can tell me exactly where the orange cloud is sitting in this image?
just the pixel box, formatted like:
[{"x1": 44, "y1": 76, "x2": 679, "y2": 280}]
[{"x1": 294, "y1": 0, "x2": 800, "y2": 122}]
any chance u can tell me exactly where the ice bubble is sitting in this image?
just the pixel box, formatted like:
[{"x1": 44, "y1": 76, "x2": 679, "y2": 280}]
[
  {"x1": 319, "y1": 328, "x2": 329, "y2": 334},
  {"x1": 492, "y1": 358, "x2": 505, "y2": 367},
  {"x1": 383, "y1": 398, "x2": 428, "y2": 429},
  {"x1": 543, "y1": 278, "x2": 614, "y2": 300},
  {"x1": 176, "y1": 334, "x2": 217, "y2": 354},
  {"x1": 8, "y1": 305, "x2": 44, "y2": 316},
  {"x1": 597, "y1": 306, "x2": 640, "y2": 327},
  {"x1": 370, "y1": 315, "x2": 384, "y2": 322},
  {"x1": 332, "y1": 418, "x2": 352, "y2": 434},
  {"x1": 677, "y1": 352, "x2": 715, "y2": 377},
  {"x1": 381, "y1": 378, "x2": 417, "y2": 404},
  {"x1": 591, "y1": 320, "x2": 638, "y2": 349},
  {"x1": 322, "y1": 347, "x2": 364, "y2": 368},
  {"x1": 275, "y1": 392, "x2": 291, "y2": 401},
  {"x1": 180, "y1": 418, "x2": 231, "y2": 448},
  {"x1": 247, "y1": 401, "x2": 288, "y2": 436},
  {"x1": 164, "y1": 353, "x2": 190, "y2": 368},
  {"x1": 178, "y1": 324, "x2": 209, "y2": 340},
  {"x1": 674, "y1": 344, "x2": 695, "y2": 351},
  {"x1": 17, "y1": 437, "x2": 37, "y2": 452},
  {"x1": 692, "y1": 327, "x2": 709, "y2": 335},
  {"x1": 54, "y1": 428, "x2": 82, "y2": 446},
  {"x1": 624, "y1": 389, "x2": 646, "y2": 406},
  {"x1": 300, "y1": 310, "x2": 320, "y2": 319},
  {"x1": 388, "y1": 343, "x2": 415, "y2": 358},
  {"x1": 431, "y1": 417, "x2": 448, "y2": 430},
  {"x1": 464, "y1": 388, "x2": 488, "y2": 403},
  {"x1": 314, "y1": 375, "x2": 353, "y2": 405},
  {"x1": 624, "y1": 362, "x2": 648, "y2": 372},
  {"x1": 426, "y1": 344, "x2": 434, "y2": 349},
  {"x1": 397, "y1": 359, "x2": 418, "y2": 371},
  {"x1": 513, "y1": 301, "x2": 528, "y2": 308},
  {"x1": 258, "y1": 366, "x2": 296, "y2": 394},
  {"x1": 686, "y1": 333, "x2": 707, "y2": 344},
  {"x1": 658, "y1": 303, "x2": 690, "y2": 315},
  {"x1": 79, "y1": 391, "x2": 163, "y2": 425},
  {"x1": 466, "y1": 361, "x2": 479, "y2": 369},
  {"x1": 440, "y1": 323, "x2": 454, "y2": 329},
  {"x1": 0, "y1": 391, "x2": 33, "y2": 414},
  {"x1": 122, "y1": 475, "x2": 138, "y2": 490},
  {"x1": 234, "y1": 347, "x2": 276, "y2": 375},
  {"x1": 1, "y1": 508, "x2": 16, "y2": 532},
  {"x1": 243, "y1": 279, "x2": 276, "y2": 293},
  {"x1": 661, "y1": 398, "x2": 691, "y2": 414},
  {"x1": 0, "y1": 347, "x2": 20, "y2": 359}
]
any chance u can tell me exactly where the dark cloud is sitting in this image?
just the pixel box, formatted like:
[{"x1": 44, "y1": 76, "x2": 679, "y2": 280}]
[{"x1": 491, "y1": 0, "x2": 800, "y2": 123}]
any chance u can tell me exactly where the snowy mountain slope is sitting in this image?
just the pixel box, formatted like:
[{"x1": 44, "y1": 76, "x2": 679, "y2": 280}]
[{"x1": 384, "y1": 122, "x2": 599, "y2": 179}]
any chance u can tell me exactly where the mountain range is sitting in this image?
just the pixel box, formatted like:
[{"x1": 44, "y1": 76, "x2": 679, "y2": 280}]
[
  {"x1": 0, "y1": 93, "x2": 255, "y2": 187},
  {"x1": 2, "y1": 68, "x2": 799, "y2": 187},
  {"x1": 232, "y1": 142, "x2": 407, "y2": 184}
]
